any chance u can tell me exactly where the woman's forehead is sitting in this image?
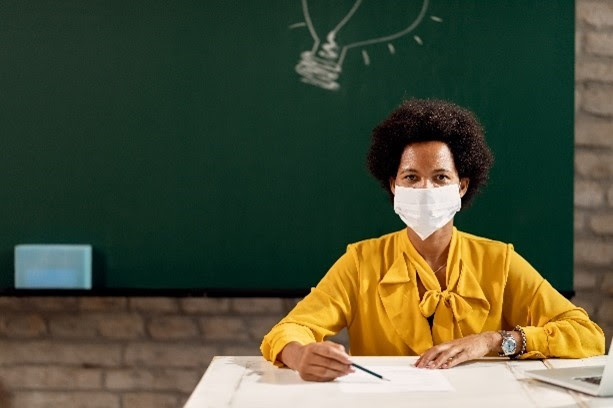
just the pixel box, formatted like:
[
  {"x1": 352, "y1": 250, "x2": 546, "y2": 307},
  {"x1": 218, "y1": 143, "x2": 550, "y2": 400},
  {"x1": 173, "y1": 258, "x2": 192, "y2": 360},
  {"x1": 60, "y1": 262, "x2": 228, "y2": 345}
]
[{"x1": 398, "y1": 141, "x2": 456, "y2": 170}]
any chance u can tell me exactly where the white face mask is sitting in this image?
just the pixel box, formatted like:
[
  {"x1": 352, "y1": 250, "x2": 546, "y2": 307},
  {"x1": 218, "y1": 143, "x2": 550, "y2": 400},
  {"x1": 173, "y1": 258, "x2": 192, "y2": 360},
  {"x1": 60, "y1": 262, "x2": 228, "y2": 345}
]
[{"x1": 393, "y1": 184, "x2": 462, "y2": 240}]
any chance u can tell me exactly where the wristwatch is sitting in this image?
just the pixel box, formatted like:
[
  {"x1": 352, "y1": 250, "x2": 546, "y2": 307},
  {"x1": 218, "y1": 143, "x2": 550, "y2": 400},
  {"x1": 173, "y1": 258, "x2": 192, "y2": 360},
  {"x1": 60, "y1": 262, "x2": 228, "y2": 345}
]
[{"x1": 498, "y1": 330, "x2": 517, "y2": 357}]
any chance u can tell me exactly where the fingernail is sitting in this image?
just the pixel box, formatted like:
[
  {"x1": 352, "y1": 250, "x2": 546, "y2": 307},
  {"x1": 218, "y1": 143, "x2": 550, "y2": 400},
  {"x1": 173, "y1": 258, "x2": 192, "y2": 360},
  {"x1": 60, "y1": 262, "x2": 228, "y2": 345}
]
[
  {"x1": 427, "y1": 362, "x2": 434, "y2": 368},
  {"x1": 442, "y1": 364, "x2": 448, "y2": 369}
]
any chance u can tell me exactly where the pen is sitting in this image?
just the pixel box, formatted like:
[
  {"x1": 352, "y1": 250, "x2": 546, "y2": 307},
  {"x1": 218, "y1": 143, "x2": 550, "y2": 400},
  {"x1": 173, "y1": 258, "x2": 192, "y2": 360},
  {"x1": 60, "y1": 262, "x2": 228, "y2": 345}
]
[{"x1": 351, "y1": 362, "x2": 390, "y2": 381}]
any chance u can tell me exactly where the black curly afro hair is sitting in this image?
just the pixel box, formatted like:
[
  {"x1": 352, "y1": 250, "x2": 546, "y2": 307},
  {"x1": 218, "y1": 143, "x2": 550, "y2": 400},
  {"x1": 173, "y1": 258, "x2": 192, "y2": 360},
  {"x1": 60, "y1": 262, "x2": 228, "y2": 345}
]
[{"x1": 366, "y1": 99, "x2": 493, "y2": 208}]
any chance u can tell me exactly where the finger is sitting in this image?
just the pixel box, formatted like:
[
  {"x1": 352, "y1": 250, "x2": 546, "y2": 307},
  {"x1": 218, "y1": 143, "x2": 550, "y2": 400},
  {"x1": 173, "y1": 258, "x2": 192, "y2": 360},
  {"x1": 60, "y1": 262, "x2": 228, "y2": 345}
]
[
  {"x1": 306, "y1": 363, "x2": 350, "y2": 381},
  {"x1": 442, "y1": 351, "x2": 469, "y2": 369},
  {"x1": 416, "y1": 345, "x2": 449, "y2": 368},
  {"x1": 431, "y1": 346, "x2": 462, "y2": 369},
  {"x1": 308, "y1": 353, "x2": 354, "y2": 374},
  {"x1": 312, "y1": 343, "x2": 351, "y2": 365}
]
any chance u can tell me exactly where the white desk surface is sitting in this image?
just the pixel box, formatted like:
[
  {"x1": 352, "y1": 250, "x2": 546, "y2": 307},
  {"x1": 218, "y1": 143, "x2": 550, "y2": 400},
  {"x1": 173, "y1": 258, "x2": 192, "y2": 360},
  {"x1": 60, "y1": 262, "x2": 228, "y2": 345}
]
[{"x1": 184, "y1": 355, "x2": 611, "y2": 408}]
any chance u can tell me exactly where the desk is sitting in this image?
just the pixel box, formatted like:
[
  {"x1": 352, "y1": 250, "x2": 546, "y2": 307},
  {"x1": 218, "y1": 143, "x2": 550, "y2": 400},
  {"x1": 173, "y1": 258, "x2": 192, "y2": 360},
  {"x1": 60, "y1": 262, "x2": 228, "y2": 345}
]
[{"x1": 185, "y1": 356, "x2": 611, "y2": 408}]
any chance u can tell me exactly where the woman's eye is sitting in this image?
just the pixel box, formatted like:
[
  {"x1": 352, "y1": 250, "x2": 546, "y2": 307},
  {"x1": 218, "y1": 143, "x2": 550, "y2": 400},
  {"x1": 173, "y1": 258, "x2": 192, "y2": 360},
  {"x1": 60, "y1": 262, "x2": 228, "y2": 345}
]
[
  {"x1": 406, "y1": 175, "x2": 417, "y2": 181},
  {"x1": 436, "y1": 174, "x2": 449, "y2": 181}
]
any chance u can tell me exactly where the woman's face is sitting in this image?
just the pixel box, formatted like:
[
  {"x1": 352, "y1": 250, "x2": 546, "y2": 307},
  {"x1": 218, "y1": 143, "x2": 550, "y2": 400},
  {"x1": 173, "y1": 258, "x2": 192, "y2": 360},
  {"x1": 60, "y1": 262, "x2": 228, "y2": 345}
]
[{"x1": 389, "y1": 141, "x2": 469, "y2": 196}]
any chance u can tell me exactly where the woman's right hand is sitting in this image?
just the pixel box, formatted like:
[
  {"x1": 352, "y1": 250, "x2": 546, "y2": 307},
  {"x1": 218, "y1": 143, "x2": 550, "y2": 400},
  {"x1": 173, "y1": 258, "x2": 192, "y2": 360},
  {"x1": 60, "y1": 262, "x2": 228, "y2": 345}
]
[{"x1": 279, "y1": 341, "x2": 354, "y2": 382}]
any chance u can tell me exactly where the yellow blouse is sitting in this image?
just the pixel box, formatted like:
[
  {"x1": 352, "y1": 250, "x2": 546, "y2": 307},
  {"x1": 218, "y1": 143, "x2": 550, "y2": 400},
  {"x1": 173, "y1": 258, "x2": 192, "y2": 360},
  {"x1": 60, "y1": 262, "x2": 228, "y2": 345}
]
[{"x1": 261, "y1": 228, "x2": 604, "y2": 366}]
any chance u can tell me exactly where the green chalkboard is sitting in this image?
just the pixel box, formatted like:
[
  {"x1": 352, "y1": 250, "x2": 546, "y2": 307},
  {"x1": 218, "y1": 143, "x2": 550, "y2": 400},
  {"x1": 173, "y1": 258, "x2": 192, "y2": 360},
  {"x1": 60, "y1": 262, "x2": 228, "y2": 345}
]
[{"x1": 0, "y1": 1, "x2": 574, "y2": 293}]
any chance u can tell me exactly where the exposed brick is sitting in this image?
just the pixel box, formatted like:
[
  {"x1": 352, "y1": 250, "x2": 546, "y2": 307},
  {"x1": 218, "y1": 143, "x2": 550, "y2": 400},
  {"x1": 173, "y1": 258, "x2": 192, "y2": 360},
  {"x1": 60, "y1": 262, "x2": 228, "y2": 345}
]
[
  {"x1": 328, "y1": 327, "x2": 350, "y2": 348},
  {"x1": 147, "y1": 316, "x2": 199, "y2": 340},
  {"x1": 200, "y1": 317, "x2": 249, "y2": 341},
  {"x1": 0, "y1": 314, "x2": 46, "y2": 338},
  {"x1": 575, "y1": 180, "x2": 605, "y2": 208},
  {"x1": 603, "y1": 273, "x2": 613, "y2": 295},
  {"x1": 574, "y1": 269, "x2": 598, "y2": 290},
  {"x1": 124, "y1": 343, "x2": 216, "y2": 368},
  {"x1": 575, "y1": 87, "x2": 582, "y2": 113},
  {"x1": 590, "y1": 214, "x2": 613, "y2": 235},
  {"x1": 49, "y1": 315, "x2": 98, "y2": 339},
  {"x1": 577, "y1": 59, "x2": 613, "y2": 83},
  {"x1": 0, "y1": 366, "x2": 102, "y2": 389},
  {"x1": 98, "y1": 314, "x2": 145, "y2": 340},
  {"x1": 608, "y1": 185, "x2": 613, "y2": 206},
  {"x1": 283, "y1": 298, "x2": 302, "y2": 312},
  {"x1": 246, "y1": 316, "x2": 281, "y2": 341},
  {"x1": 575, "y1": 210, "x2": 586, "y2": 233},
  {"x1": 122, "y1": 392, "x2": 179, "y2": 408},
  {"x1": 578, "y1": 1, "x2": 613, "y2": 28},
  {"x1": 232, "y1": 298, "x2": 284, "y2": 314},
  {"x1": 0, "y1": 341, "x2": 121, "y2": 366},
  {"x1": 29, "y1": 297, "x2": 79, "y2": 311},
  {"x1": 583, "y1": 83, "x2": 613, "y2": 116},
  {"x1": 597, "y1": 298, "x2": 613, "y2": 324},
  {"x1": 572, "y1": 294, "x2": 598, "y2": 316},
  {"x1": 575, "y1": 151, "x2": 613, "y2": 179},
  {"x1": 79, "y1": 297, "x2": 127, "y2": 311},
  {"x1": 129, "y1": 298, "x2": 178, "y2": 313},
  {"x1": 13, "y1": 392, "x2": 119, "y2": 408},
  {"x1": 575, "y1": 115, "x2": 613, "y2": 148},
  {"x1": 586, "y1": 31, "x2": 613, "y2": 58},
  {"x1": 222, "y1": 344, "x2": 262, "y2": 356},
  {"x1": 105, "y1": 368, "x2": 200, "y2": 393},
  {"x1": 575, "y1": 240, "x2": 613, "y2": 265},
  {"x1": 180, "y1": 297, "x2": 230, "y2": 314},
  {"x1": 576, "y1": 30, "x2": 582, "y2": 57}
]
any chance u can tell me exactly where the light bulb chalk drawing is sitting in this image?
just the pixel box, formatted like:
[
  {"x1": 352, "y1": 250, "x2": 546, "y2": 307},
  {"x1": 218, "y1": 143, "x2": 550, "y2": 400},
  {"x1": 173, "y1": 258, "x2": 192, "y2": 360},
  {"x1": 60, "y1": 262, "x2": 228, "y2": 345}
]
[{"x1": 290, "y1": 0, "x2": 442, "y2": 91}]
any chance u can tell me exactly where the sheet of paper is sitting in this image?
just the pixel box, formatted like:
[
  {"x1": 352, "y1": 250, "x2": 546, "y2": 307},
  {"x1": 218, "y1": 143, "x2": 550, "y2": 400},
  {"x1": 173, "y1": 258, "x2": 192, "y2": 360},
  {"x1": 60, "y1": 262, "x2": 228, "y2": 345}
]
[{"x1": 337, "y1": 365, "x2": 454, "y2": 393}]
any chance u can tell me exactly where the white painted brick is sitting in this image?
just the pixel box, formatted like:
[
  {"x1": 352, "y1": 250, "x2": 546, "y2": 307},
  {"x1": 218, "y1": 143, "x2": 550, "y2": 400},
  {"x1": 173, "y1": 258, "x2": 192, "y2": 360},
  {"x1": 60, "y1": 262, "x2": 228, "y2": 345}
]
[
  {"x1": 575, "y1": 240, "x2": 613, "y2": 265},
  {"x1": 576, "y1": 59, "x2": 613, "y2": 83},
  {"x1": 575, "y1": 115, "x2": 613, "y2": 148},
  {"x1": 590, "y1": 214, "x2": 613, "y2": 235},
  {"x1": 575, "y1": 180, "x2": 605, "y2": 207},
  {"x1": 583, "y1": 83, "x2": 613, "y2": 116},
  {"x1": 578, "y1": 1, "x2": 613, "y2": 28},
  {"x1": 586, "y1": 31, "x2": 613, "y2": 57},
  {"x1": 575, "y1": 151, "x2": 613, "y2": 178}
]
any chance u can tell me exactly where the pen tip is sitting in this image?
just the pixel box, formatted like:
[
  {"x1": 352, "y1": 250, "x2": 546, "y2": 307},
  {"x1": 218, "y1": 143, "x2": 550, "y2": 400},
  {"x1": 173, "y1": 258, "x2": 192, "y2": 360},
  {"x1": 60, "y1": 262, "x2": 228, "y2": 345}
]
[{"x1": 383, "y1": 377, "x2": 391, "y2": 382}]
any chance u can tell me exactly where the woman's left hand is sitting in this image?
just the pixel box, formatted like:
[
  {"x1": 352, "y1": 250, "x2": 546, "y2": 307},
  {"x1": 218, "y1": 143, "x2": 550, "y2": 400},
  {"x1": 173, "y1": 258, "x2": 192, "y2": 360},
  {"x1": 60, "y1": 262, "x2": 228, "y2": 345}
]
[{"x1": 415, "y1": 332, "x2": 500, "y2": 369}]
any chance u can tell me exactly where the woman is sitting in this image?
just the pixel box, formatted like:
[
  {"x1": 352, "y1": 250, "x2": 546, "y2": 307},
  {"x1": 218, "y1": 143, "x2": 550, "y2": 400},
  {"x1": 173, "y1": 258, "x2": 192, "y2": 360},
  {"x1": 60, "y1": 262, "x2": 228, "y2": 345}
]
[{"x1": 261, "y1": 99, "x2": 604, "y2": 382}]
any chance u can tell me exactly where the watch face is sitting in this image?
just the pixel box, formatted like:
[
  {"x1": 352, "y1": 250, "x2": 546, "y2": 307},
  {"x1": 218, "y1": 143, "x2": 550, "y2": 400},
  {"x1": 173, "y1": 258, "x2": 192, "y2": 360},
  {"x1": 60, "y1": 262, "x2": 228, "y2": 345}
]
[{"x1": 502, "y1": 337, "x2": 517, "y2": 355}]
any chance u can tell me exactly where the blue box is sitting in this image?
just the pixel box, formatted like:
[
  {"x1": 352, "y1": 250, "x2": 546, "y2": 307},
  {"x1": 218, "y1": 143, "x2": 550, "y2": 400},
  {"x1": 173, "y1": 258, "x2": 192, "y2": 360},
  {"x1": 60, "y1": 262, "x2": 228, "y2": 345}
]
[{"x1": 15, "y1": 245, "x2": 92, "y2": 289}]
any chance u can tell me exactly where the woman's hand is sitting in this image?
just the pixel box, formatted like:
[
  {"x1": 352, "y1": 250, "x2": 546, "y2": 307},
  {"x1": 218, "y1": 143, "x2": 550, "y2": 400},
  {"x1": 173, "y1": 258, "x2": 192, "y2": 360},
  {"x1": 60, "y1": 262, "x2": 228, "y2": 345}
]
[
  {"x1": 415, "y1": 332, "x2": 501, "y2": 369},
  {"x1": 280, "y1": 341, "x2": 354, "y2": 382}
]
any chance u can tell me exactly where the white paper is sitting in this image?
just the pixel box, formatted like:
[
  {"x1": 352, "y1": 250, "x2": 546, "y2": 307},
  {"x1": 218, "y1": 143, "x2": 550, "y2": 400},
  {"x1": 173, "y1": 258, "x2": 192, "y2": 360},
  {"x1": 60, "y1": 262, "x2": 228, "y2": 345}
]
[{"x1": 337, "y1": 365, "x2": 454, "y2": 393}]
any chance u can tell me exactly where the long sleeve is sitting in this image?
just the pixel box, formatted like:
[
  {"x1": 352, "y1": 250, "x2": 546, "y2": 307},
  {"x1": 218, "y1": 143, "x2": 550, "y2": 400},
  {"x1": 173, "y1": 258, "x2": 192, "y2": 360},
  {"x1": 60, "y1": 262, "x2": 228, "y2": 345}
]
[
  {"x1": 260, "y1": 246, "x2": 359, "y2": 366},
  {"x1": 502, "y1": 247, "x2": 604, "y2": 359}
]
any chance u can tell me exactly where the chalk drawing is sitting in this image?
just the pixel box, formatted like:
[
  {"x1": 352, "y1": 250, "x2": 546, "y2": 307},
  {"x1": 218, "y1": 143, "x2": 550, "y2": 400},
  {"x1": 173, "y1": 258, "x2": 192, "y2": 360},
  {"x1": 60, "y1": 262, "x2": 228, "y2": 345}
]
[{"x1": 291, "y1": 0, "x2": 441, "y2": 91}]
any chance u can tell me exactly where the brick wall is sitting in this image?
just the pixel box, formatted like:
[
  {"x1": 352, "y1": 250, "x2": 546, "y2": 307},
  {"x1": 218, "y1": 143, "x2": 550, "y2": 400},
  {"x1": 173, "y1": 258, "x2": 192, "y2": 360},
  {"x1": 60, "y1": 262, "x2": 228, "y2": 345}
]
[
  {"x1": 0, "y1": 297, "x2": 307, "y2": 407},
  {"x1": 574, "y1": 0, "x2": 613, "y2": 344},
  {"x1": 0, "y1": 1, "x2": 611, "y2": 407}
]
